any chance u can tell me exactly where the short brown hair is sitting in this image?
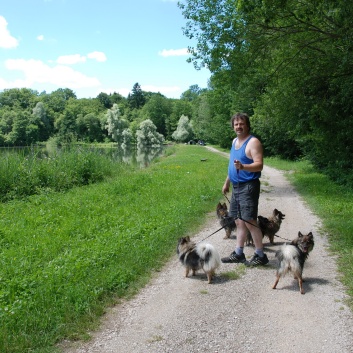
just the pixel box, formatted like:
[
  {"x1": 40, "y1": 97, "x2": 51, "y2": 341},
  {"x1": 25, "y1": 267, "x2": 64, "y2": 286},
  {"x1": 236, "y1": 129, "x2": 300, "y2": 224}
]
[{"x1": 231, "y1": 113, "x2": 250, "y2": 130}]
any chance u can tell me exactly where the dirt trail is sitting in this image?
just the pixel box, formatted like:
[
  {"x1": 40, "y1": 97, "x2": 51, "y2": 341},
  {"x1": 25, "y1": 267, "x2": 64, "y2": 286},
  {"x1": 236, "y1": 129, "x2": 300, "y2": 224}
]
[{"x1": 62, "y1": 149, "x2": 353, "y2": 353}]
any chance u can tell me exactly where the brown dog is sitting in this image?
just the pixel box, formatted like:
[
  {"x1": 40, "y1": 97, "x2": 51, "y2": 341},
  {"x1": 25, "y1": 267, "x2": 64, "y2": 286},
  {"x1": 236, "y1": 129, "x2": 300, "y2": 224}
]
[
  {"x1": 272, "y1": 231, "x2": 314, "y2": 294},
  {"x1": 216, "y1": 202, "x2": 236, "y2": 239},
  {"x1": 257, "y1": 208, "x2": 285, "y2": 243}
]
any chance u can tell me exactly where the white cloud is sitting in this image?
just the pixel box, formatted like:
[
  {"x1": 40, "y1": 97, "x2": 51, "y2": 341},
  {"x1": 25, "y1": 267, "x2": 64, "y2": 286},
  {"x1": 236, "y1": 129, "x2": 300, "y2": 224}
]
[
  {"x1": 57, "y1": 54, "x2": 87, "y2": 65},
  {"x1": 158, "y1": 48, "x2": 189, "y2": 57},
  {"x1": 4, "y1": 59, "x2": 101, "y2": 89},
  {"x1": 37, "y1": 35, "x2": 44, "y2": 41},
  {"x1": 0, "y1": 16, "x2": 19, "y2": 49},
  {"x1": 55, "y1": 52, "x2": 107, "y2": 65},
  {"x1": 87, "y1": 51, "x2": 107, "y2": 62}
]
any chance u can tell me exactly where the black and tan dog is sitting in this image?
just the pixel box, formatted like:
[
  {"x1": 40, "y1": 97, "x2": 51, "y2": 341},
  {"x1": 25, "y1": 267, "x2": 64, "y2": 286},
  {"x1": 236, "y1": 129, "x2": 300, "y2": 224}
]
[
  {"x1": 216, "y1": 202, "x2": 236, "y2": 239},
  {"x1": 257, "y1": 208, "x2": 285, "y2": 244},
  {"x1": 177, "y1": 236, "x2": 221, "y2": 284},
  {"x1": 272, "y1": 231, "x2": 314, "y2": 294}
]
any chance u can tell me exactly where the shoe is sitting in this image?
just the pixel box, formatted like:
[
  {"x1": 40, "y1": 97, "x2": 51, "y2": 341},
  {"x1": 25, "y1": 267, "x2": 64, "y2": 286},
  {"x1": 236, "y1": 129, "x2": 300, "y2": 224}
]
[
  {"x1": 246, "y1": 253, "x2": 269, "y2": 266},
  {"x1": 221, "y1": 251, "x2": 246, "y2": 264}
]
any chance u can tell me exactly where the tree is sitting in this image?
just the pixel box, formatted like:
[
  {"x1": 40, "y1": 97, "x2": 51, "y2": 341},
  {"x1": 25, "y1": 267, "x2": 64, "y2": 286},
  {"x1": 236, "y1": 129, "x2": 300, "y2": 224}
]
[
  {"x1": 180, "y1": 84, "x2": 203, "y2": 101},
  {"x1": 41, "y1": 88, "x2": 77, "y2": 113},
  {"x1": 31, "y1": 102, "x2": 52, "y2": 141},
  {"x1": 171, "y1": 115, "x2": 193, "y2": 143},
  {"x1": 105, "y1": 104, "x2": 129, "y2": 144},
  {"x1": 76, "y1": 112, "x2": 104, "y2": 142},
  {"x1": 140, "y1": 93, "x2": 172, "y2": 136},
  {"x1": 0, "y1": 88, "x2": 39, "y2": 109},
  {"x1": 121, "y1": 128, "x2": 133, "y2": 149},
  {"x1": 127, "y1": 83, "x2": 145, "y2": 109},
  {"x1": 167, "y1": 99, "x2": 193, "y2": 139},
  {"x1": 96, "y1": 92, "x2": 112, "y2": 109},
  {"x1": 5, "y1": 111, "x2": 30, "y2": 146},
  {"x1": 191, "y1": 93, "x2": 211, "y2": 142},
  {"x1": 136, "y1": 119, "x2": 164, "y2": 149}
]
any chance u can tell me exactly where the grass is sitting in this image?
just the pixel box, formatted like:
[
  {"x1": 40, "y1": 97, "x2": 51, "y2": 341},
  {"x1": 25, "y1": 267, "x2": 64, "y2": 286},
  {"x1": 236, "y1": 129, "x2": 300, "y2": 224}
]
[
  {"x1": 0, "y1": 146, "x2": 124, "y2": 202},
  {"x1": 265, "y1": 156, "x2": 353, "y2": 308},
  {"x1": 221, "y1": 265, "x2": 246, "y2": 280},
  {"x1": 0, "y1": 144, "x2": 228, "y2": 353}
]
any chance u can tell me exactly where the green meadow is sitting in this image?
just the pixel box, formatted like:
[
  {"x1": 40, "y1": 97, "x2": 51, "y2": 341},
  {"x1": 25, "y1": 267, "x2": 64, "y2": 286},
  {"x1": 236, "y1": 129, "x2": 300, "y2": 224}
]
[
  {"x1": 0, "y1": 145, "x2": 228, "y2": 353},
  {"x1": 0, "y1": 146, "x2": 352, "y2": 353}
]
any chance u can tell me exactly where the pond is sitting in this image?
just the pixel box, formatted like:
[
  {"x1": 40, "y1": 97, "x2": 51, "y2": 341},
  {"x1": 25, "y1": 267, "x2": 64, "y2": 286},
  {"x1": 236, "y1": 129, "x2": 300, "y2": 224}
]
[{"x1": 0, "y1": 144, "x2": 166, "y2": 168}]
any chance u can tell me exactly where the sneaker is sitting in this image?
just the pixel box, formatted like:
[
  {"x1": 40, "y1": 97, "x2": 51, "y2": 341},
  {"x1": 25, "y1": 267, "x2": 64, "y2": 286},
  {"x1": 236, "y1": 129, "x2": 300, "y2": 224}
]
[
  {"x1": 246, "y1": 253, "x2": 269, "y2": 266},
  {"x1": 221, "y1": 251, "x2": 246, "y2": 264}
]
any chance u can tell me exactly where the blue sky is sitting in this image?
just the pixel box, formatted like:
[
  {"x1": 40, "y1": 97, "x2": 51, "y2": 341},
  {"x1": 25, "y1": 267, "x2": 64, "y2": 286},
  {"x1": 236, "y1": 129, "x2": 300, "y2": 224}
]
[{"x1": 0, "y1": 0, "x2": 210, "y2": 99}]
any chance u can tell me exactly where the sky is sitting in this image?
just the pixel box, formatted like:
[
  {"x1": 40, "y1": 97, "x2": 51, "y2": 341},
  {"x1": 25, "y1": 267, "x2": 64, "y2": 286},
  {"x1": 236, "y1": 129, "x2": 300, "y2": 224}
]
[{"x1": 0, "y1": 0, "x2": 210, "y2": 99}]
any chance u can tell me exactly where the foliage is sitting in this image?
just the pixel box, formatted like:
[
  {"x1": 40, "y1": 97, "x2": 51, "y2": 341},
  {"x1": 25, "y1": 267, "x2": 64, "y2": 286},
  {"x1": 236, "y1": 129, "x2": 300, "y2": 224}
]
[
  {"x1": 104, "y1": 104, "x2": 129, "y2": 144},
  {"x1": 121, "y1": 128, "x2": 133, "y2": 149},
  {"x1": 0, "y1": 147, "x2": 121, "y2": 202},
  {"x1": 172, "y1": 114, "x2": 194, "y2": 142},
  {"x1": 179, "y1": 0, "x2": 353, "y2": 185},
  {"x1": 127, "y1": 82, "x2": 146, "y2": 109},
  {"x1": 167, "y1": 99, "x2": 193, "y2": 139},
  {"x1": 139, "y1": 93, "x2": 172, "y2": 136},
  {"x1": 136, "y1": 119, "x2": 165, "y2": 148}
]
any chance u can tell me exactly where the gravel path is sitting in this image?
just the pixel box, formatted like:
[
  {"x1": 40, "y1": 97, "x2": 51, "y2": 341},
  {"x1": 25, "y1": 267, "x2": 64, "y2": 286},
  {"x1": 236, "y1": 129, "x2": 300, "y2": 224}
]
[{"x1": 62, "y1": 153, "x2": 353, "y2": 353}]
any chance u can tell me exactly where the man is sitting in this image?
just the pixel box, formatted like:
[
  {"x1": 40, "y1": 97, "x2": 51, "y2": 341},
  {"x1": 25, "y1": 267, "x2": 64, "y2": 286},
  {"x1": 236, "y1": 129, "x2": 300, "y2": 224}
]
[{"x1": 221, "y1": 112, "x2": 268, "y2": 266}]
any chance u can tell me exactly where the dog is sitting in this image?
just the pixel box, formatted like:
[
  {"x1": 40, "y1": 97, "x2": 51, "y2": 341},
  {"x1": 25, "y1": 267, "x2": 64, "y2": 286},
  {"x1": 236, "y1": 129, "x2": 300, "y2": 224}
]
[
  {"x1": 216, "y1": 202, "x2": 236, "y2": 239},
  {"x1": 257, "y1": 208, "x2": 286, "y2": 244},
  {"x1": 272, "y1": 231, "x2": 314, "y2": 294},
  {"x1": 177, "y1": 236, "x2": 221, "y2": 284}
]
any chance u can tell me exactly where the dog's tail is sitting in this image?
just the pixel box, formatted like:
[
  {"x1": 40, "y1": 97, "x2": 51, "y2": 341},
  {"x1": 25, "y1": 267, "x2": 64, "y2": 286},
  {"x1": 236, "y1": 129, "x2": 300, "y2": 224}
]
[
  {"x1": 276, "y1": 245, "x2": 302, "y2": 276},
  {"x1": 196, "y1": 243, "x2": 221, "y2": 272}
]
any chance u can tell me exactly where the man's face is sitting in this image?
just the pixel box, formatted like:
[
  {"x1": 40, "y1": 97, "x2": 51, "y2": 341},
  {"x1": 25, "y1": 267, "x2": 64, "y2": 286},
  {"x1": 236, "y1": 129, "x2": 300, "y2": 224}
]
[{"x1": 233, "y1": 118, "x2": 249, "y2": 136}]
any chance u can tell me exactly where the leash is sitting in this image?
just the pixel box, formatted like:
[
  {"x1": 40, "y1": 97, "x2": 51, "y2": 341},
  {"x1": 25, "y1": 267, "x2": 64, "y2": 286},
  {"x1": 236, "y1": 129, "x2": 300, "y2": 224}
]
[
  {"x1": 273, "y1": 234, "x2": 292, "y2": 242},
  {"x1": 196, "y1": 224, "x2": 229, "y2": 244},
  {"x1": 197, "y1": 168, "x2": 290, "y2": 244}
]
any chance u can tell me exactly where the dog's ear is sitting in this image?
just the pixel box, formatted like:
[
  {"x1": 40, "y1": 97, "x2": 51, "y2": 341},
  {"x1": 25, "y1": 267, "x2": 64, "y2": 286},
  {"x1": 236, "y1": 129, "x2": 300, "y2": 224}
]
[
  {"x1": 185, "y1": 236, "x2": 190, "y2": 242},
  {"x1": 298, "y1": 231, "x2": 303, "y2": 238}
]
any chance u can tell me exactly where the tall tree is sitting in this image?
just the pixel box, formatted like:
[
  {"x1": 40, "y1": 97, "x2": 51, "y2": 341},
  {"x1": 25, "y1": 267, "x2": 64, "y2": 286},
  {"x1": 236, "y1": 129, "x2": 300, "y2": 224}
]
[
  {"x1": 31, "y1": 102, "x2": 52, "y2": 141},
  {"x1": 140, "y1": 93, "x2": 171, "y2": 136},
  {"x1": 127, "y1": 83, "x2": 146, "y2": 109},
  {"x1": 171, "y1": 115, "x2": 193, "y2": 142},
  {"x1": 105, "y1": 104, "x2": 129, "y2": 144}
]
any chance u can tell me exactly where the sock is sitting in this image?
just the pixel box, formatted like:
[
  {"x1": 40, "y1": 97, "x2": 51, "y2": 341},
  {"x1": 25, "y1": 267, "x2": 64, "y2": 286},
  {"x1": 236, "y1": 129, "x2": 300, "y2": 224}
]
[
  {"x1": 235, "y1": 247, "x2": 244, "y2": 256},
  {"x1": 255, "y1": 249, "x2": 264, "y2": 257}
]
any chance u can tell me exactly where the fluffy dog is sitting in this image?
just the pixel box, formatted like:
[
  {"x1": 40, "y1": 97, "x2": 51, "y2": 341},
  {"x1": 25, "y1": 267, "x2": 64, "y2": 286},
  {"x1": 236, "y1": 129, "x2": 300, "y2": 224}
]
[
  {"x1": 257, "y1": 208, "x2": 285, "y2": 244},
  {"x1": 216, "y1": 202, "x2": 236, "y2": 239},
  {"x1": 177, "y1": 236, "x2": 221, "y2": 284},
  {"x1": 272, "y1": 231, "x2": 314, "y2": 294}
]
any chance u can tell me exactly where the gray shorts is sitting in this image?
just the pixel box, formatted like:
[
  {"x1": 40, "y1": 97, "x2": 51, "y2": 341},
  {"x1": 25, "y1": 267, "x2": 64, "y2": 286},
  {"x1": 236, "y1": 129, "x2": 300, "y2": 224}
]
[{"x1": 229, "y1": 179, "x2": 260, "y2": 221}]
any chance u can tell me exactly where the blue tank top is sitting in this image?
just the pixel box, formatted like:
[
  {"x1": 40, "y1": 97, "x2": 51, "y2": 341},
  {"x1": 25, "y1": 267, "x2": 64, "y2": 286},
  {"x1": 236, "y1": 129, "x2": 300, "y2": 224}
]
[{"x1": 228, "y1": 136, "x2": 261, "y2": 183}]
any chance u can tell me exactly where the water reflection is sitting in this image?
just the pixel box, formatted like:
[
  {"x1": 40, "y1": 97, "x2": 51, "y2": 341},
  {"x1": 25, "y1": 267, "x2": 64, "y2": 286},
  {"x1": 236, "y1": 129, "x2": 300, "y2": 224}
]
[{"x1": 0, "y1": 144, "x2": 165, "y2": 168}]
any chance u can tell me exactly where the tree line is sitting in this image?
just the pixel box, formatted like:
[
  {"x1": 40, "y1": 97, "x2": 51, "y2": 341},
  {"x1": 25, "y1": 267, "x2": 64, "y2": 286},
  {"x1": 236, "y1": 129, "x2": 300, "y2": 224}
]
[{"x1": 0, "y1": 83, "x2": 204, "y2": 147}]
